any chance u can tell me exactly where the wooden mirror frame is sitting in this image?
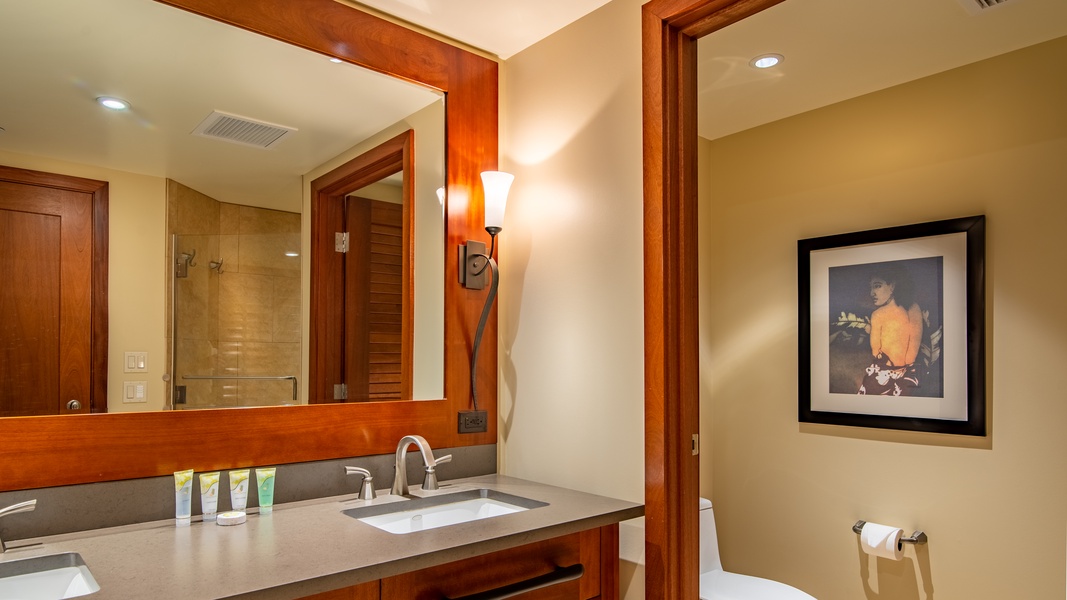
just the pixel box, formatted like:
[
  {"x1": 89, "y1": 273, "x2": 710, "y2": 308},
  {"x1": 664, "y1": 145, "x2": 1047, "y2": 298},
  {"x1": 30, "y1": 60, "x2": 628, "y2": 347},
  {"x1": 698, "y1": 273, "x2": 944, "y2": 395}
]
[
  {"x1": 0, "y1": 0, "x2": 498, "y2": 492},
  {"x1": 642, "y1": 0, "x2": 785, "y2": 598}
]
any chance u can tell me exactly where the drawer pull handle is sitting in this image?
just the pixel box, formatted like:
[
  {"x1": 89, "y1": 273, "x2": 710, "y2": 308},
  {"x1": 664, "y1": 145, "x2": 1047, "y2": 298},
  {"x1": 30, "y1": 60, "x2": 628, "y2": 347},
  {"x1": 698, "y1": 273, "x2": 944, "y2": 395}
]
[{"x1": 444, "y1": 563, "x2": 585, "y2": 600}]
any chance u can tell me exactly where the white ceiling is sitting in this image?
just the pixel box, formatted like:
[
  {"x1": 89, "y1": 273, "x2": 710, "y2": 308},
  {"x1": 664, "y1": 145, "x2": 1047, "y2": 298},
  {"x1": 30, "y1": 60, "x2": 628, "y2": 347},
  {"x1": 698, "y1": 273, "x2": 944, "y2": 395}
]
[
  {"x1": 352, "y1": 0, "x2": 616, "y2": 59},
  {"x1": 696, "y1": 0, "x2": 1067, "y2": 140}
]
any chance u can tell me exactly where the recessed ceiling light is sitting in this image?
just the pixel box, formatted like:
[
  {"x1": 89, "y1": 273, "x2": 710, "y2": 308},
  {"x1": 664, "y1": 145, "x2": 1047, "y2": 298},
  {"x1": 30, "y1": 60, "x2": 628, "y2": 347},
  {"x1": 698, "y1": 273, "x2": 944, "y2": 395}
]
[
  {"x1": 96, "y1": 96, "x2": 130, "y2": 110},
  {"x1": 284, "y1": 252, "x2": 300, "y2": 257},
  {"x1": 750, "y1": 54, "x2": 784, "y2": 69},
  {"x1": 329, "y1": 57, "x2": 343, "y2": 64}
]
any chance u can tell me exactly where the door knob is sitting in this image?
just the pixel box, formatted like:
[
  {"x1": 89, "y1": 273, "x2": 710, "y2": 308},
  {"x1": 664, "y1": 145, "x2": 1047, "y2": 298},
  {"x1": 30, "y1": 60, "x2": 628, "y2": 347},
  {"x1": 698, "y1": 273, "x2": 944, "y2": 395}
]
[{"x1": 67, "y1": 399, "x2": 82, "y2": 411}]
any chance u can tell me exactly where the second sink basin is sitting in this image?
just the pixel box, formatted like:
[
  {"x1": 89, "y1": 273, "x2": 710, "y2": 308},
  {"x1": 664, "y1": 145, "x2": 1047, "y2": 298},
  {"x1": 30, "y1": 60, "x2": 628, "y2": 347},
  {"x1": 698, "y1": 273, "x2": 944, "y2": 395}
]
[
  {"x1": 343, "y1": 489, "x2": 547, "y2": 534},
  {"x1": 0, "y1": 552, "x2": 99, "y2": 599}
]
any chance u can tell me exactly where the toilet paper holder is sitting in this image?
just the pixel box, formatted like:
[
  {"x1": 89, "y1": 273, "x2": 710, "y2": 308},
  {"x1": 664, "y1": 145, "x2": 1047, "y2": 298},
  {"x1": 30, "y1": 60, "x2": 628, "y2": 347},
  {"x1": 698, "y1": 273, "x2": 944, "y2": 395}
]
[{"x1": 852, "y1": 520, "x2": 928, "y2": 545}]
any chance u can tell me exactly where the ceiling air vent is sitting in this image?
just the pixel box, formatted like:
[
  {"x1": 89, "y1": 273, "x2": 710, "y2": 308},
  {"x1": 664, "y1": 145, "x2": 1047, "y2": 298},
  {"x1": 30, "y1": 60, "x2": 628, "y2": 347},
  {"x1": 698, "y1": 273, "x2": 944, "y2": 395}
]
[
  {"x1": 956, "y1": 0, "x2": 1012, "y2": 15},
  {"x1": 191, "y1": 110, "x2": 296, "y2": 149}
]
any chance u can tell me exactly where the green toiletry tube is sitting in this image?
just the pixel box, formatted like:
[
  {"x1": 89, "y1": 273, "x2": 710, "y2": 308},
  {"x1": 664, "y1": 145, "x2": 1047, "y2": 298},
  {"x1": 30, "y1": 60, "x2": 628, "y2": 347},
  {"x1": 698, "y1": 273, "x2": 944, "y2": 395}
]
[{"x1": 256, "y1": 467, "x2": 276, "y2": 515}]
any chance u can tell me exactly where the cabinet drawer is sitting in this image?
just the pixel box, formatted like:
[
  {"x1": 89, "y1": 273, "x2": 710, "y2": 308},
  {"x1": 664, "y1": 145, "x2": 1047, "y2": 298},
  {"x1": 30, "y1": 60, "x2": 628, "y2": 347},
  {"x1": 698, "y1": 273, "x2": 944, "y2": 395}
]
[{"x1": 381, "y1": 530, "x2": 599, "y2": 600}]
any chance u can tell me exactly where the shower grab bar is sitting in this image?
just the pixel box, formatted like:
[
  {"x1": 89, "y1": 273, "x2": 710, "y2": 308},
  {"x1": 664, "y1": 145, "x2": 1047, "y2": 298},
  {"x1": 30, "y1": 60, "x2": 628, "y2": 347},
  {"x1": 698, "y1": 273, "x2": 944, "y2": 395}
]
[{"x1": 182, "y1": 375, "x2": 298, "y2": 402}]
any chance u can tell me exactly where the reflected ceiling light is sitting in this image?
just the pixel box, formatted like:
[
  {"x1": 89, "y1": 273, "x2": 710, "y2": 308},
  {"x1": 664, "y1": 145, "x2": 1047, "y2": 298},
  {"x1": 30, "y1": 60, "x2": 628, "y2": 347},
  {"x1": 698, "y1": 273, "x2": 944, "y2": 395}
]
[
  {"x1": 750, "y1": 54, "x2": 784, "y2": 69},
  {"x1": 96, "y1": 96, "x2": 130, "y2": 110}
]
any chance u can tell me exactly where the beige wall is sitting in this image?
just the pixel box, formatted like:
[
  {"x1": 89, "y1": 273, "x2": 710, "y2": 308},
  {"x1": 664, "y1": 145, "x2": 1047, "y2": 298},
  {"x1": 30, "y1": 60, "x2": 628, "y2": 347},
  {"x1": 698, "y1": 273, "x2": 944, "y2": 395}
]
[
  {"x1": 700, "y1": 36, "x2": 1067, "y2": 599},
  {"x1": 0, "y1": 150, "x2": 168, "y2": 412},
  {"x1": 498, "y1": 0, "x2": 647, "y2": 597},
  {"x1": 500, "y1": 0, "x2": 1066, "y2": 596}
]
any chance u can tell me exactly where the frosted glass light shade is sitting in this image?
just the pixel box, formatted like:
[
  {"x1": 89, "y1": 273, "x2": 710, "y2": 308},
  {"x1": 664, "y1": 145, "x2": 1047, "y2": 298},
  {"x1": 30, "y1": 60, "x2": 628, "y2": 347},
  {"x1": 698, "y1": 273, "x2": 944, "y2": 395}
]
[{"x1": 481, "y1": 171, "x2": 513, "y2": 231}]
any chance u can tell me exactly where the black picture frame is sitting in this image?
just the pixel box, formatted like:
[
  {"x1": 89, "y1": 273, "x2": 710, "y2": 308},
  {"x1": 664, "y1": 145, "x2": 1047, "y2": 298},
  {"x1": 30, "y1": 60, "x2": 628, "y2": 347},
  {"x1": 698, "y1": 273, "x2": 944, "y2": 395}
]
[{"x1": 798, "y1": 216, "x2": 985, "y2": 436}]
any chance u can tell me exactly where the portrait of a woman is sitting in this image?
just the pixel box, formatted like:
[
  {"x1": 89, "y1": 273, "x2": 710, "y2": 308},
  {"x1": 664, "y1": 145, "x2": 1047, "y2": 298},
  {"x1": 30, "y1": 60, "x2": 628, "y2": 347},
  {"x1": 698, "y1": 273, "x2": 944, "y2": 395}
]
[
  {"x1": 827, "y1": 257, "x2": 944, "y2": 398},
  {"x1": 859, "y1": 266, "x2": 924, "y2": 396}
]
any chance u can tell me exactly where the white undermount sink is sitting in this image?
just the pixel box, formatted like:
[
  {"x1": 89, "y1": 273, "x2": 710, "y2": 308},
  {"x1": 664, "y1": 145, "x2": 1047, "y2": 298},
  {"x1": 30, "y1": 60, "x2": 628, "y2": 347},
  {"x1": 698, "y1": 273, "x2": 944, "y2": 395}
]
[
  {"x1": 0, "y1": 552, "x2": 100, "y2": 599},
  {"x1": 343, "y1": 489, "x2": 547, "y2": 534}
]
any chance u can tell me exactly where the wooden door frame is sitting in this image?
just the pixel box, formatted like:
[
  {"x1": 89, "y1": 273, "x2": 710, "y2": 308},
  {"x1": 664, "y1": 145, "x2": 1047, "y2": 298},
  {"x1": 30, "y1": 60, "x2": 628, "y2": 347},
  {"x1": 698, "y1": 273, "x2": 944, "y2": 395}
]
[
  {"x1": 641, "y1": 0, "x2": 787, "y2": 597},
  {"x1": 0, "y1": 165, "x2": 109, "y2": 413},
  {"x1": 310, "y1": 130, "x2": 414, "y2": 403}
]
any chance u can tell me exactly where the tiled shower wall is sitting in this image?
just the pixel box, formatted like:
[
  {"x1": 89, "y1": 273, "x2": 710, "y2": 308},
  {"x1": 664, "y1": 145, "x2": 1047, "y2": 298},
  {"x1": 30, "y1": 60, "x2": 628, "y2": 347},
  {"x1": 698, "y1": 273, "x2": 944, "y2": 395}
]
[{"x1": 166, "y1": 180, "x2": 301, "y2": 408}]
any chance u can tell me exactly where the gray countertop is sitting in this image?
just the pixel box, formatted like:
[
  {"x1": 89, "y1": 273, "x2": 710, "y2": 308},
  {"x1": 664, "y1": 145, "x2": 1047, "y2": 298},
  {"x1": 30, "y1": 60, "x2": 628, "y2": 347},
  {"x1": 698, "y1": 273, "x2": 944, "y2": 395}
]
[{"x1": 1, "y1": 475, "x2": 643, "y2": 600}]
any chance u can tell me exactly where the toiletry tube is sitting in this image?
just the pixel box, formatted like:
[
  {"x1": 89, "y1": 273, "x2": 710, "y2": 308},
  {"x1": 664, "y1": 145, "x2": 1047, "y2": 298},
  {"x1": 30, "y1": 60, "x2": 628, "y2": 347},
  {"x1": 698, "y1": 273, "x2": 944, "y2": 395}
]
[
  {"x1": 860, "y1": 522, "x2": 904, "y2": 560},
  {"x1": 174, "y1": 469, "x2": 194, "y2": 526},
  {"x1": 199, "y1": 472, "x2": 221, "y2": 521},
  {"x1": 229, "y1": 469, "x2": 250, "y2": 512},
  {"x1": 256, "y1": 467, "x2": 276, "y2": 515}
]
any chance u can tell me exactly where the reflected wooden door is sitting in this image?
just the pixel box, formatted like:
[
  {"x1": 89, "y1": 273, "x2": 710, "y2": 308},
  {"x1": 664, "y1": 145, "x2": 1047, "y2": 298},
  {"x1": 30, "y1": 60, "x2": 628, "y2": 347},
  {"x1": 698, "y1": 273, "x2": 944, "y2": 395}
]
[
  {"x1": 345, "y1": 197, "x2": 405, "y2": 401},
  {"x1": 0, "y1": 166, "x2": 107, "y2": 415}
]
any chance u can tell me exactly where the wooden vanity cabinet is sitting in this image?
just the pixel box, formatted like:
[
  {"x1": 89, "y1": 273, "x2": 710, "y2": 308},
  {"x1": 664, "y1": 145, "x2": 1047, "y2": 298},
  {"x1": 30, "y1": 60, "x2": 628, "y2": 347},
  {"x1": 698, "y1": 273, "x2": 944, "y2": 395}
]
[{"x1": 299, "y1": 524, "x2": 619, "y2": 600}]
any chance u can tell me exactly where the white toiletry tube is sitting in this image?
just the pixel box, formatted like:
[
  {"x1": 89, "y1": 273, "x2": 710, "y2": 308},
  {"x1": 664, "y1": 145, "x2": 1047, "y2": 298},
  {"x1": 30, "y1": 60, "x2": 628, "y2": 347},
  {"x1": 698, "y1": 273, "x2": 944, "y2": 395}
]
[
  {"x1": 229, "y1": 469, "x2": 250, "y2": 512},
  {"x1": 199, "y1": 472, "x2": 220, "y2": 521},
  {"x1": 174, "y1": 469, "x2": 193, "y2": 526}
]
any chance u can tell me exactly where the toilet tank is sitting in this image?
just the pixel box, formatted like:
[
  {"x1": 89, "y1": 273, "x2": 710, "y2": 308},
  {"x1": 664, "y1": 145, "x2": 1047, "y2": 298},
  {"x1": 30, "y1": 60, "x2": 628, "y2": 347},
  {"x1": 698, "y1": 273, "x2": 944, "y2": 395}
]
[{"x1": 699, "y1": 497, "x2": 723, "y2": 574}]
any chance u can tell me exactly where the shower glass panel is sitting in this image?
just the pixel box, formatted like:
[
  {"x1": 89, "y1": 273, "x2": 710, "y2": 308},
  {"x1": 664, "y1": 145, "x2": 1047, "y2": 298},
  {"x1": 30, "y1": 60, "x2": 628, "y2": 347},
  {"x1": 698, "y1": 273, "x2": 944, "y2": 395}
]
[{"x1": 172, "y1": 221, "x2": 301, "y2": 408}]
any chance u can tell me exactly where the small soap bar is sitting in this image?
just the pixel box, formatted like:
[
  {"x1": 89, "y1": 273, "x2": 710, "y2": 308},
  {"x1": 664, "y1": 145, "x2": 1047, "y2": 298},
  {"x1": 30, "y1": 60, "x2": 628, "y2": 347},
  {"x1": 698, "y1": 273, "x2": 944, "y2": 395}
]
[{"x1": 216, "y1": 511, "x2": 247, "y2": 526}]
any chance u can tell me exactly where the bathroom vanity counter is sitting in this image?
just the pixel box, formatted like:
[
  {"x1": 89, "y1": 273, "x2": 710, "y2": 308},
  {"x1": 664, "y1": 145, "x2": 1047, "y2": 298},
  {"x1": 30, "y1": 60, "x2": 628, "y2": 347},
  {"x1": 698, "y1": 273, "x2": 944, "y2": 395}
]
[{"x1": 0, "y1": 474, "x2": 642, "y2": 600}]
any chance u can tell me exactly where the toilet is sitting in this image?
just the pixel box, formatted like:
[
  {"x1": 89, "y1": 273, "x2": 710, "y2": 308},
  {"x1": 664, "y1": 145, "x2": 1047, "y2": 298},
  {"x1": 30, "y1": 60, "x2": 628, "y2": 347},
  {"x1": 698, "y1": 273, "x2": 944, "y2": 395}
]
[{"x1": 699, "y1": 497, "x2": 816, "y2": 600}]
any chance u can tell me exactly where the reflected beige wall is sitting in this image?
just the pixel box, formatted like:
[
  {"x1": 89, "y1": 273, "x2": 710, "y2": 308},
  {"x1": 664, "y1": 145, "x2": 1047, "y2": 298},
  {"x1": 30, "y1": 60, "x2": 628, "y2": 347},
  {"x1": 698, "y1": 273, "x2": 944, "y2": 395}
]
[
  {"x1": 301, "y1": 99, "x2": 445, "y2": 401},
  {"x1": 0, "y1": 150, "x2": 168, "y2": 412},
  {"x1": 168, "y1": 181, "x2": 301, "y2": 408},
  {"x1": 699, "y1": 36, "x2": 1067, "y2": 599}
]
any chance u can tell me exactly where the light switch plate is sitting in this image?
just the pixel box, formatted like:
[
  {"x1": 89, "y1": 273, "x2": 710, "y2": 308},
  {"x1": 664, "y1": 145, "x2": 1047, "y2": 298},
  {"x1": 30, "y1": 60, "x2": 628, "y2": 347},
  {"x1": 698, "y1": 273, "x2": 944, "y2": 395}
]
[
  {"x1": 123, "y1": 381, "x2": 147, "y2": 403},
  {"x1": 124, "y1": 351, "x2": 148, "y2": 373}
]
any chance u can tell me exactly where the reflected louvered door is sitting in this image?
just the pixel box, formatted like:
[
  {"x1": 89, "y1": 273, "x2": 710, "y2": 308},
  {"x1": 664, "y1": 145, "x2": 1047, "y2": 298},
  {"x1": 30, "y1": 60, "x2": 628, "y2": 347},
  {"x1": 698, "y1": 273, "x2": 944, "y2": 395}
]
[{"x1": 345, "y1": 197, "x2": 404, "y2": 401}]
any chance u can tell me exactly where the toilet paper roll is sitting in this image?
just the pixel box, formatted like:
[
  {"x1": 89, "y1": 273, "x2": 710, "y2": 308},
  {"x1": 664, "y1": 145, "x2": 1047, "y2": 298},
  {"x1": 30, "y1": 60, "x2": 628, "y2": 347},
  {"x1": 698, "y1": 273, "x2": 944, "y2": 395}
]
[{"x1": 860, "y1": 522, "x2": 904, "y2": 560}]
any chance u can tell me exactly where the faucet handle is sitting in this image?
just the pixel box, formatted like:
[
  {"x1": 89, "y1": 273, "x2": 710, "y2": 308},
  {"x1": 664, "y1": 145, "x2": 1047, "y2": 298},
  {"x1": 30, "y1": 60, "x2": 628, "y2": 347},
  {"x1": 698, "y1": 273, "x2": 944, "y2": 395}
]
[
  {"x1": 422, "y1": 454, "x2": 452, "y2": 492},
  {"x1": 344, "y1": 467, "x2": 376, "y2": 500}
]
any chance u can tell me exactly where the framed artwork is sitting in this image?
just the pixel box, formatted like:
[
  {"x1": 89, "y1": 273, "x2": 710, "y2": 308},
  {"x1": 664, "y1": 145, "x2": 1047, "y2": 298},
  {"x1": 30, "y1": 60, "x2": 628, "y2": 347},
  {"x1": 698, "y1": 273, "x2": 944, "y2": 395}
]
[{"x1": 798, "y1": 216, "x2": 986, "y2": 435}]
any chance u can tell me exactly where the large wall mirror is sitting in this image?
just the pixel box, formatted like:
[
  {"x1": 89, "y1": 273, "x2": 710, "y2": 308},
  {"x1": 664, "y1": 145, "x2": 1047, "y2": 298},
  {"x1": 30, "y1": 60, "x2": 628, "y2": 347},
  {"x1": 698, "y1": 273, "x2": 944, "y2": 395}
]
[
  {"x1": 0, "y1": 0, "x2": 498, "y2": 492},
  {"x1": 0, "y1": 0, "x2": 446, "y2": 415}
]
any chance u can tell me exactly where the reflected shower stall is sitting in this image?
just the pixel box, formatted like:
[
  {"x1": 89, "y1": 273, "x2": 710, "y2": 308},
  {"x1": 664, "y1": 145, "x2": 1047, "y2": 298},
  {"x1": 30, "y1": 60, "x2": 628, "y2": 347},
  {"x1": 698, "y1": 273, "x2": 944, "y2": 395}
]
[{"x1": 167, "y1": 181, "x2": 301, "y2": 409}]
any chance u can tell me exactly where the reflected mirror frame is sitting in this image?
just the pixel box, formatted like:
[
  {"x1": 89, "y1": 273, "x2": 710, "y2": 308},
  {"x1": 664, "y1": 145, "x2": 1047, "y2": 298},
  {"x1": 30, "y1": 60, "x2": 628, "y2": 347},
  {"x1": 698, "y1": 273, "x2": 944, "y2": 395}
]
[{"x1": 0, "y1": 0, "x2": 499, "y2": 492}]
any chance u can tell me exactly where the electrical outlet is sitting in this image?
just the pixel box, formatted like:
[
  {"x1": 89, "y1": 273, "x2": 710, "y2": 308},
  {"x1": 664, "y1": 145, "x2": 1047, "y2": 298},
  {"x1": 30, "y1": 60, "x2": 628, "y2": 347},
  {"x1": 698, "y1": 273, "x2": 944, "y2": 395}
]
[{"x1": 458, "y1": 410, "x2": 488, "y2": 434}]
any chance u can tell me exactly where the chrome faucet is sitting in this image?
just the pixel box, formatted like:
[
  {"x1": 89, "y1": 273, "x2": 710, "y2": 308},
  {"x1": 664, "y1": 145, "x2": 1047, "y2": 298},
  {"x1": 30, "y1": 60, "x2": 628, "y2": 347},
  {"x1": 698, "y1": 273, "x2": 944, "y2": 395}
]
[
  {"x1": 391, "y1": 435, "x2": 452, "y2": 496},
  {"x1": 0, "y1": 499, "x2": 37, "y2": 553}
]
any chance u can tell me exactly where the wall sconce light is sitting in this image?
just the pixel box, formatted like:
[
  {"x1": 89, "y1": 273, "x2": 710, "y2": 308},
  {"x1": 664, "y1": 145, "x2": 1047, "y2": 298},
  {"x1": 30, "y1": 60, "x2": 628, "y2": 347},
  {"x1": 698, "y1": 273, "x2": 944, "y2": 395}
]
[{"x1": 457, "y1": 171, "x2": 513, "y2": 432}]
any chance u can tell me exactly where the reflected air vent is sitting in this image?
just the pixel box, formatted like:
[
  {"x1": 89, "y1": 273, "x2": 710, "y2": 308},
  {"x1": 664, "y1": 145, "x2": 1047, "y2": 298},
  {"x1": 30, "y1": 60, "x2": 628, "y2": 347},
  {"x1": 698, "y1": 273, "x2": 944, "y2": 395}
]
[
  {"x1": 191, "y1": 110, "x2": 296, "y2": 149},
  {"x1": 956, "y1": 0, "x2": 1012, "y2": 15}
]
